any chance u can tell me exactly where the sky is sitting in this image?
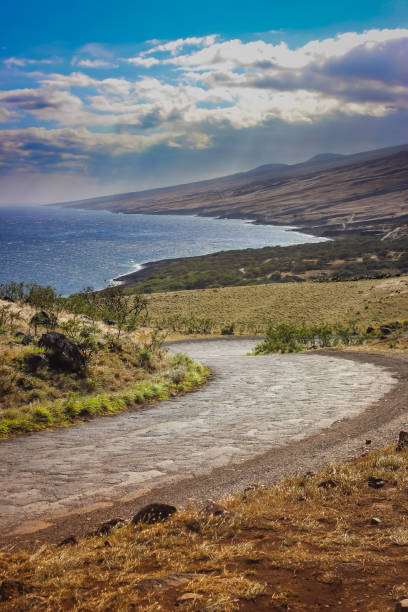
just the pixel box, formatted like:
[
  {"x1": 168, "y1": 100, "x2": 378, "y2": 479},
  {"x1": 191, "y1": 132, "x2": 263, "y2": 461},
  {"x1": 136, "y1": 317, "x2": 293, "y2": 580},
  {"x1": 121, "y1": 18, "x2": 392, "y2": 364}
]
[{"x1": 1, "y1": 0, "x2": 408, "y2": 203}]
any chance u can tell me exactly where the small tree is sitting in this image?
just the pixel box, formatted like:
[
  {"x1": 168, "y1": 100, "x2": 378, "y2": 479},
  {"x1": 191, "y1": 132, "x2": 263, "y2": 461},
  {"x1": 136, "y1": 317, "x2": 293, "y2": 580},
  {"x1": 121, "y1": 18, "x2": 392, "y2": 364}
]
[
  {"x1": 0, "y1": 281, "x2": 26, "y2": 302},
  {"x1": 59, "y1": 319, "x2": 99, "y2": 365},
  {"x1": 102, "y1": 288, "x2": 148, "y2": 338},
  {"x1": 26, "y1": 284, "x2": 60, "y2": 314},
  {"x1": 65, "y1": 286, "x2": 103, "y2": 328},
  {"x1": 26, "y1": 284, "x2": 60, "y2": 335}
]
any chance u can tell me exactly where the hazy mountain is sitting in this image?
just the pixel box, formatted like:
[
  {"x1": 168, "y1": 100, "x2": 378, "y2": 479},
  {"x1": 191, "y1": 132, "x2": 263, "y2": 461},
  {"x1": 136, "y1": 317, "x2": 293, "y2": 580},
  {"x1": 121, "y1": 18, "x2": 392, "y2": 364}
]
[{"x1": 59, "y1": 144, "x2": 408, "y2": 237}]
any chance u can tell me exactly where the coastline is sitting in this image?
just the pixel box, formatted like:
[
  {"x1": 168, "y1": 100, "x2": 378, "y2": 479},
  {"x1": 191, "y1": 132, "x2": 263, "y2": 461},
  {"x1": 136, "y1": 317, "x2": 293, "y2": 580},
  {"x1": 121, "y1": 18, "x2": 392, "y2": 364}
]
[
  {"x1": 3, "y1": 205, "x2": 329, "y2": 294},
  {"x1": 101, "y1": 211, "x2": 328, "y2": 287}
]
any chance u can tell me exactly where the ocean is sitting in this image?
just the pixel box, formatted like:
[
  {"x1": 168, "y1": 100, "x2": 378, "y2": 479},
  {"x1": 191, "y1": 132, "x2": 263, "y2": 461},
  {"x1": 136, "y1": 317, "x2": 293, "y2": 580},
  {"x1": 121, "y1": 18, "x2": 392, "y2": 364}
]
[{"x1": 0, "y1": 205, "x2": 327, "y2": 295}]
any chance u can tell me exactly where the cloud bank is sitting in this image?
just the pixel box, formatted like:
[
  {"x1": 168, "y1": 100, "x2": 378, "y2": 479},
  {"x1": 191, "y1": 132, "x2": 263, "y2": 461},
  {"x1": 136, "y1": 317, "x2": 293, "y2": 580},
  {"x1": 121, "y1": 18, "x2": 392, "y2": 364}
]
[{"x1": 1, "y1": 27, "x2": 407, "y2": 202}]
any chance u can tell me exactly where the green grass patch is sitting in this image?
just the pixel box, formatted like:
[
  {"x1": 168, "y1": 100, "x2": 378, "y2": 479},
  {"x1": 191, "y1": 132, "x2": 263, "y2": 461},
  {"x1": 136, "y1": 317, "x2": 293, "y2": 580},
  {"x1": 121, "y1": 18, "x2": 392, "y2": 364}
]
[{"x1": 0, "y1": 354, "x2": 209, "y2": 439}]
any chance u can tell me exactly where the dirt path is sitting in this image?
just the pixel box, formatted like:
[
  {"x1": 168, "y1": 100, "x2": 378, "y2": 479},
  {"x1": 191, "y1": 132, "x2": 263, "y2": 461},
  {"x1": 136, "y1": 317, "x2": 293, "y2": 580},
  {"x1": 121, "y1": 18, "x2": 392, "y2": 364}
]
[{"x1": 1, "y1": 339, "x2": 406, "y2": 550}]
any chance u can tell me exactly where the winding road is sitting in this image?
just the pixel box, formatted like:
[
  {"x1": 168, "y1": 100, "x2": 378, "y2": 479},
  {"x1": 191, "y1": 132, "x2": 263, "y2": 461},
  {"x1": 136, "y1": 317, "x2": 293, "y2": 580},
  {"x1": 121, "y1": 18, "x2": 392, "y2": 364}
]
[{"x1": 0, "y1": 338, "x2": 399, "y2": 539}]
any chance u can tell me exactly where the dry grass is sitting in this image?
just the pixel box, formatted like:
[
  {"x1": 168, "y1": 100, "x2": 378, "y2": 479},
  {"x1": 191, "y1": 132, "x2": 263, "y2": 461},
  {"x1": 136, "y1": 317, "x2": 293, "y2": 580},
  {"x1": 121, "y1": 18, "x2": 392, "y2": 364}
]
[
  {"x1": 2, "y1": 444, "x2": 408, "y2": 610},
  {"x1": 148, "y1": 275, "x2": 408, "y2": 337}
]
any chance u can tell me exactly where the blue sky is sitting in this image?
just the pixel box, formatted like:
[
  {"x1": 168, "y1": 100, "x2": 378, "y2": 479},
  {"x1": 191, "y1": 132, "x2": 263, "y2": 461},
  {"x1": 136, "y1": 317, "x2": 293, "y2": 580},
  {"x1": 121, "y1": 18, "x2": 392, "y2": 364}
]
[{"x1": 0, "y1": 0, "x2": 408, "y2": 203}]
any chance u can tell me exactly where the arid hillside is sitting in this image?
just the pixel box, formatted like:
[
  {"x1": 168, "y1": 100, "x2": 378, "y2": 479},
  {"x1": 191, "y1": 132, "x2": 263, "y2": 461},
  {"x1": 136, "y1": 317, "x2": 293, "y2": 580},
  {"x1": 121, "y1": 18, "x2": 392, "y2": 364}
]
[{"x1": 61, "y1": 145, "x2": 408, "y2": 237}]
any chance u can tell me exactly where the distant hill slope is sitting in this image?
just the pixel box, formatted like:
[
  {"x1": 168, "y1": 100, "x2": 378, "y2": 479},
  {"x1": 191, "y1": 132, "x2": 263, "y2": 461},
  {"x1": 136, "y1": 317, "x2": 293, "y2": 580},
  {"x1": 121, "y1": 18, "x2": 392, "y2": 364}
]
[{"x1": 60, "y1": 144, "x2": 408, "y2": 237}]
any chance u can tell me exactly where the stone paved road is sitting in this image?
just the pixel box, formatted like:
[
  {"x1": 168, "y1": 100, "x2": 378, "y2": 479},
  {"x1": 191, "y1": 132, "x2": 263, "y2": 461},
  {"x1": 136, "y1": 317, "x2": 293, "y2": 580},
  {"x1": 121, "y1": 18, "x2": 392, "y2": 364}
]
[{"x1": 1, "y1": 339, "x2": 396, "y2": 534}]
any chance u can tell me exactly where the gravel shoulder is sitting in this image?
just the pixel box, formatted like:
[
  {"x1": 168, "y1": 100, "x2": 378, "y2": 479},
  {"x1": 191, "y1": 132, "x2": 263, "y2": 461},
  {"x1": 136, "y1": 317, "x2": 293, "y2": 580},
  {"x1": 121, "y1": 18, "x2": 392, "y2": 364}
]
[{"x1": 1, "y1": 341, "x2": 407, "y2": 551}]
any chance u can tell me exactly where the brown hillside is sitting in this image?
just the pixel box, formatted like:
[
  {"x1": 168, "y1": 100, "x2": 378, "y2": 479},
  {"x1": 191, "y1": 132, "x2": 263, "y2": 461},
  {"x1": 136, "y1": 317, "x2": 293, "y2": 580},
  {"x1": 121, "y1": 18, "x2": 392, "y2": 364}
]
[{"x1": 61, "y1": 147, "x2": 408, "y2": 237}]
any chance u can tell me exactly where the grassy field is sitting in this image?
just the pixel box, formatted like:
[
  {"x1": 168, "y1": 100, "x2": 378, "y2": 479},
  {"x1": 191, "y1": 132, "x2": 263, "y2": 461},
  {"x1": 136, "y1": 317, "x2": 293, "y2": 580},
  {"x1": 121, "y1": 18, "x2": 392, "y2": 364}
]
[
  {"x1": 148, "y1": 275, "x2": 408, "y2": 336},
  {"x1": 2, "y1": 442, "x2": 408, "y2": 610},
  {"x1": 120, "y1": 235, "x2": 408, "y2": 293}
]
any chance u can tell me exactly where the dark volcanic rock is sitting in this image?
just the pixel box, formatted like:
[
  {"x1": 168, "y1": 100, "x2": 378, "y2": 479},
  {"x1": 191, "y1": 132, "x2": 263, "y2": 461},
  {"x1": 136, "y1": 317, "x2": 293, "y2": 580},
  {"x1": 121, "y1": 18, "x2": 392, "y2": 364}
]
[
  {"x1": 367, "y1": 476, "x2": 386, "y2": 489},
  {"x1": 39, "y1": 332, "x2": 85, "y2": 372},
  {"x1": 0, "y1": 580, "x2": 28, "y2": 601},
  {"x1": 132, "y1": 503, "x2": 177, "y2": 525},
  {"x1": 58, "y1": 535, "x2": 78, "y2": 546},
  {"x1": 21, "y1": 334, "x2": 34, "y2": 346},
  {"x1": 23, "y1": 353, "x2": 48, "y2": 372},
  {"x1": 318, "y1": 479, "x2": 337, "y2": 489}
]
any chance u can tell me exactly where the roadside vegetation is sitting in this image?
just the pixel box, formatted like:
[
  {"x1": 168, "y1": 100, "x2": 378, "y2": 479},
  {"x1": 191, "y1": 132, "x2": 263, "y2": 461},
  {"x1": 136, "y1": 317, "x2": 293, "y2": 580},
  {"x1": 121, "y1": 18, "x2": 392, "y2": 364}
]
[
  {"x1": 2, "y1": 441, "x2": 408, "y2": 610},
  {"x1": 120, "y1": 235, "x2": 408, "y2": 293},
  {"x1": 253, "y1": 320, "x2": 408, "y2": 354},
  {"x1": 0, "y1": 283, "x2": 208, "y2": 438}
]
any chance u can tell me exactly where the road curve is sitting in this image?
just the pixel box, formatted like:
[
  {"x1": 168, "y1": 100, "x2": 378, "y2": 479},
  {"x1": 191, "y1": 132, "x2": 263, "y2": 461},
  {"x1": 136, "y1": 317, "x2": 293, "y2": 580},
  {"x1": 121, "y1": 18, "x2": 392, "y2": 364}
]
[{"x1": 0, "y1": 339, "x2": 397, "y2": 536}]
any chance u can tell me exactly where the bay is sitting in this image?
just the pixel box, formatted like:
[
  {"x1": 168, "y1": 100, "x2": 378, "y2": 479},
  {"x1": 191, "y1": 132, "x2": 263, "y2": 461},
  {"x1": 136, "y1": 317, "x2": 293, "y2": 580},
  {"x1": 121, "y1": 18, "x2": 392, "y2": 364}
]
[{"x1": 0, "y1": 205, "x2": 327, "y2": 295}]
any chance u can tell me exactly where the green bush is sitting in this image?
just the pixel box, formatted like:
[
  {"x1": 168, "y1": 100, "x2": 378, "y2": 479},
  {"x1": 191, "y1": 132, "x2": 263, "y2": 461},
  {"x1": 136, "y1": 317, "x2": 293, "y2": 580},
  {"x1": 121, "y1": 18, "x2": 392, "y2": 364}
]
[
  {"x1": 138, "y1": 348, "x2": 152, "y2": 369},
  {"x1": 33, "y1": 407, "x2": 53, "y2": 426}
]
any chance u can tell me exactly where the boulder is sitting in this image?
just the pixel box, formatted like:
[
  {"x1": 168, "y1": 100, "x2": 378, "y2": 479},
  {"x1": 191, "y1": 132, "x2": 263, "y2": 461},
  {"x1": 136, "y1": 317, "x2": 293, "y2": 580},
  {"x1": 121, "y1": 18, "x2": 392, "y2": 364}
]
[
  {"x1": 367, "y1": 476, "x2": 386, "y2": 489},
  {"x1": 39, "y1": 332, "x2": 85, "y2": 372},
  {"x1": 23, "y1": 353, "x2": 48, "y2": 372},
  {"x1": 318, "y1": 479, "x2": 337, "y2": 489},
  {"x1": 132, "y1": 503, "x2": 177, "y2": 525},
  {"x1": 0, "y1": 580, "x2": 27, "y2": 602},
  {"x1": 57, "y1": 535, "x2": 78, "y2": 547},
  {"x1": 21, "y1": 334, "x2": 34, "y2": 346}
]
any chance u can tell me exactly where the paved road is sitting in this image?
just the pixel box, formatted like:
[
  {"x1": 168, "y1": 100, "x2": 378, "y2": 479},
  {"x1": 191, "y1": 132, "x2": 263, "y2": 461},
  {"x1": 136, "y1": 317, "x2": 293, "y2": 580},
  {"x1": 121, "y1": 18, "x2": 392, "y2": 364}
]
[{"x1": 1, "y1": 339, "x2": 396, "y2": 535}]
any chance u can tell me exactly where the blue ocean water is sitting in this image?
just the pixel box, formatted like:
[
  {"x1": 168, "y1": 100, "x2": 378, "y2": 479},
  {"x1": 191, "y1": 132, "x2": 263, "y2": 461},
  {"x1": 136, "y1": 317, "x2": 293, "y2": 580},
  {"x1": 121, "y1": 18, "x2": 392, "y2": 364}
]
[{"x1": 0, "y1": 205, "x2": 327, "y2": 295}]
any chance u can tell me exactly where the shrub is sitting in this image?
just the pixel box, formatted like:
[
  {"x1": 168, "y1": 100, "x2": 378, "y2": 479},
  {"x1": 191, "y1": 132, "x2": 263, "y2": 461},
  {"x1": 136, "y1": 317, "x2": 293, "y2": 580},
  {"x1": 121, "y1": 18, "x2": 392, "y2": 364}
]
[
  {"x1": 138, "y1": 348, "x2": 152, "y2": 369},
  {"x1": 32, "y1": 407, "x2": 53, "y2": 426},
  {"x1": 221, "y1": 323, "x2": 235, "y2": 335}
]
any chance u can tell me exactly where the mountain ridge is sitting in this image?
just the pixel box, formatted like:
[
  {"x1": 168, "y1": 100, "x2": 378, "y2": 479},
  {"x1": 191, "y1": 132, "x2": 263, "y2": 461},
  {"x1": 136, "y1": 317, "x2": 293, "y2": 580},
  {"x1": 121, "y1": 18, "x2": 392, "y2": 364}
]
[{"x1": 59, "y1": 143, "x2": 408, "y2": 237}]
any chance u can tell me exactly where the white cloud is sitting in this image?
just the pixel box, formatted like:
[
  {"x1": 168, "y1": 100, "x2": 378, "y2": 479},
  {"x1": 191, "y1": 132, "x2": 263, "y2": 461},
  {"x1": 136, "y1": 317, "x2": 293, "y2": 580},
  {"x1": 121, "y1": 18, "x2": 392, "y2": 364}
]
[
  {"x1": 74, "y1": 59, "x2": 114, "y2": 68},
  {"x1": 1, "y1": 27, "x2": 408, "y2": 183},
  {"x1": 162, "y1": 28, "x2": 408, "y2": 73},
  {"x1": 77, "y1": 43, "x2": 114, "y2": 59},
  {"x1": 124, "y1": 56, "x2": 160, "y2": 68},
  {"x1": 4, "y1": 57, "x2": 57, "y2": 68},
  {"x1": 144, "y1": 35, "x2": 218, "y2": 56}
]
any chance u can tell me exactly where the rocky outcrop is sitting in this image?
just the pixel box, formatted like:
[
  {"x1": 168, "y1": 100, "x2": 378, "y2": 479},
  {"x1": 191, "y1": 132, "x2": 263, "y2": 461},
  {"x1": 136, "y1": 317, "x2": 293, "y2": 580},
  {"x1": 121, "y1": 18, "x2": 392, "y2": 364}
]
[
  {"x1": 39, "y1": 332, "x2": 85, "y2": 373},
  {"x1": 132, "y1": 503, "x2": 177, "y2": 525},
  {"x1": 23, "y1": 353, "x2": 47, "y2": 372}
]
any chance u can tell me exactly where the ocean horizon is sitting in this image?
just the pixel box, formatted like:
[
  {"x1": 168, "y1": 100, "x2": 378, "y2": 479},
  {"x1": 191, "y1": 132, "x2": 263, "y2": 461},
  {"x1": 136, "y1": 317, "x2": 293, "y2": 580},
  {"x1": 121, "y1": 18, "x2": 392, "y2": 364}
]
[{"x1": 0, "y1": 205, "x2": 327, "y2": 295}]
